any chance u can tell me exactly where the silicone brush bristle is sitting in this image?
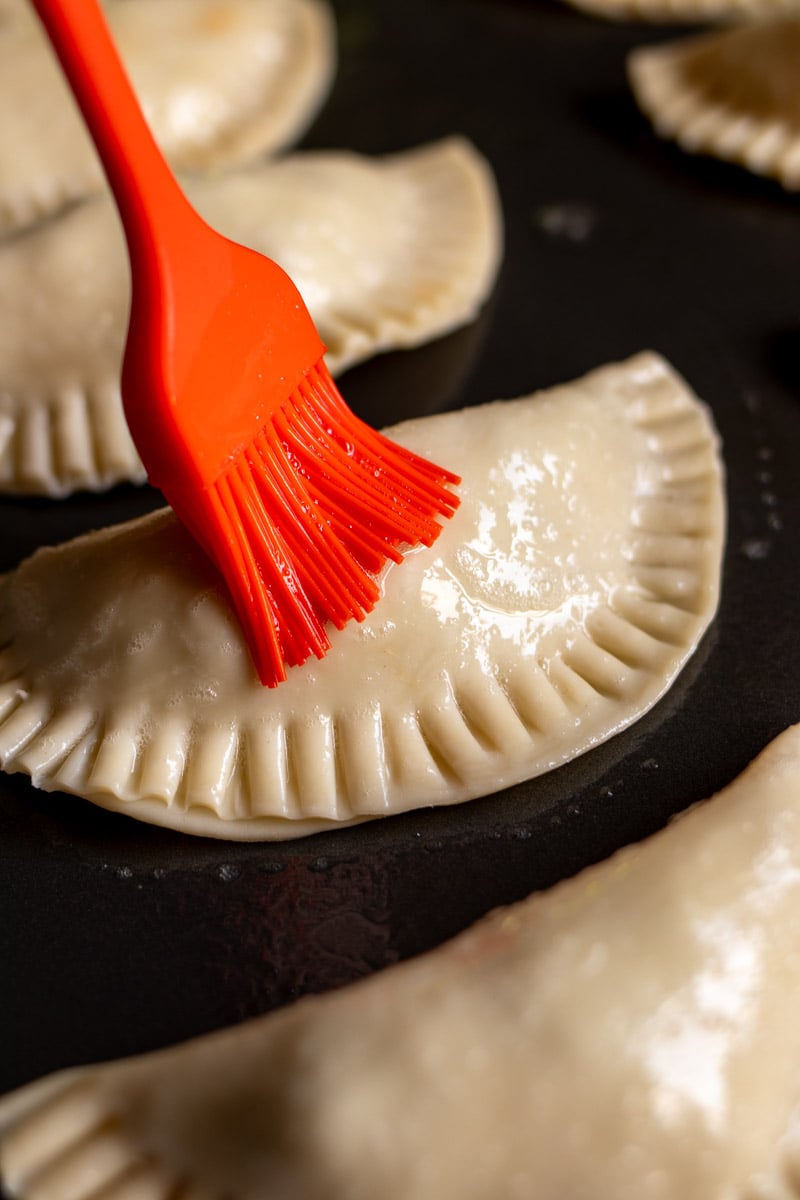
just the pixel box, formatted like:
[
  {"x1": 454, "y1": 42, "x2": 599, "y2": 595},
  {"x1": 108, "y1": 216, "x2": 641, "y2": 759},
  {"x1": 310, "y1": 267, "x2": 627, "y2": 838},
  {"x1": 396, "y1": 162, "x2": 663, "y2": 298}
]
[{"x1": 184, "y1": 361, "x2": 460, "y2": 686}]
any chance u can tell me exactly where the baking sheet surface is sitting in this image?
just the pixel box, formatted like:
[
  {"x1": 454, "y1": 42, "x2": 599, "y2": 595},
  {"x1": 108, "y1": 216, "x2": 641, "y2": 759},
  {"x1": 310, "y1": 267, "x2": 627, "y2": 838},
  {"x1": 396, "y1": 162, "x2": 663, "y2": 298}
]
[{"x1": 2, "y1": 0, "x2": 799, "y2": 1094}]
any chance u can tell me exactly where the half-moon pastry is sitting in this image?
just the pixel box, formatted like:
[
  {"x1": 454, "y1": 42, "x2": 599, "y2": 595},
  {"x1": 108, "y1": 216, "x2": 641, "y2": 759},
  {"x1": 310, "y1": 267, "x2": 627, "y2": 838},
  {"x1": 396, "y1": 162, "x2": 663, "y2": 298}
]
[
  {"x1": 629, "y1": 18, "x2": 800, "y2": 189},
  {"x1": 0, "y1": 352, "x2": 724, "y2": 839},
  {"x1": 0, "y1": 138, "x2": 502, "y2": 497},
  {"x1": 0, "y1": 0, "x2": 336, "y2": 235},
  {"x1": 561, "y1": 0, "x2": 800, "y2": 24},
  {"x1": 3, "y1": 721, "x2": 799, "y2": 1199}
]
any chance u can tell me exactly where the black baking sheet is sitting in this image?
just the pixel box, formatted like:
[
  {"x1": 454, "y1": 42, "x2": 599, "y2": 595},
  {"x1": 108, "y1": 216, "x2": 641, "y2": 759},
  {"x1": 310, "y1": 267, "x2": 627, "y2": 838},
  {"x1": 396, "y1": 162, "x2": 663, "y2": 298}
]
[{"x1": 2, "y1": 0, "x2": 799, "y2": 1097}]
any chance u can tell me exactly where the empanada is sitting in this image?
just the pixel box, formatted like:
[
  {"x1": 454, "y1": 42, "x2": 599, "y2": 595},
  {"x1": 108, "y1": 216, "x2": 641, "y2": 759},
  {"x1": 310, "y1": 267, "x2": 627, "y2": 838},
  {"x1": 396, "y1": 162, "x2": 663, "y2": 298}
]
[
  {"x1": 629, "y1": 18, "x2": 800, "y2": 189},
  {"x1": 0, "y1": 0, "x2": 336, "y2": 235},
  {"x1": 0, "y1": 352, "x2": 724, "y2": 840},
  {"x1": 3, "y1": 721, "x2": 799, "y2": 1200},
  {"x1": 0, "y1": 138, "x2": 502, "y2": 497},
  {"x1": 561, "y1": 0, "x2": 800, "y2": 24}
]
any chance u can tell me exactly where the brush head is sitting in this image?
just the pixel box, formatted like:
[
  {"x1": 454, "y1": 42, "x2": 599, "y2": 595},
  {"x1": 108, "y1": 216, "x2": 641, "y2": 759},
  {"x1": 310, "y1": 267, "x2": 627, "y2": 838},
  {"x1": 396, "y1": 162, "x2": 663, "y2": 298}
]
[
  {"x1": 120, "y1": 221, "x2": 459, "y2": 686},
  {"x1": 154, "y1": 359, "x2": 461, "y2": 687}
]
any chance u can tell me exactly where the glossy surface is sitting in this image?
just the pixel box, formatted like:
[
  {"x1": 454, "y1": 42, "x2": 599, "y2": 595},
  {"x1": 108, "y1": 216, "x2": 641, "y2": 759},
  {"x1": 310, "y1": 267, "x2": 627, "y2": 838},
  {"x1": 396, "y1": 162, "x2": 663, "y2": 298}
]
[
  {"x1": 1, "y1": 0, "x2": 800, "y2": 1099},
  {"x1": 0, "y1": 354, "x2": 724, "y2": 836}
]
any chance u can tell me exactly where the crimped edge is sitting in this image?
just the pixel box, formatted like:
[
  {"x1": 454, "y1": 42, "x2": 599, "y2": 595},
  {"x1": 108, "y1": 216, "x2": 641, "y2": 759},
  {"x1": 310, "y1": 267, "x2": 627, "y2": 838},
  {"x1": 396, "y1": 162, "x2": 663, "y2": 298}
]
[
  {"x1": 321, "y1": 137, "x2": 504, "y2": 375},
  {"x1": 561, "y1": 0, "x2": 800, "y2": 25},
  {"x1": 628, "y1": 25, "x2": 800, "y2": 189},
  {"x1": 0, "y1": 353, "x2": 725, "y2": 840}
]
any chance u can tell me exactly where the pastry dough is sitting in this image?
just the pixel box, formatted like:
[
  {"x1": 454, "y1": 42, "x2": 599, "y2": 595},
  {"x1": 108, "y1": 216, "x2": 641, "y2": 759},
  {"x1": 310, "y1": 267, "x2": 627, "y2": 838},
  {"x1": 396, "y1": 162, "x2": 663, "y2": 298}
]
[
  {"x1": 561, "y1": 0, "x2": 800, "y2": 24},
  {"x1": 0, "y1": 352, "x2": 724, "y2": 839},
  {"x1": 0, "y1": 0, "x2": 336, "y2": 235},
  {"x1": 629, "y1": 18, "x2": 800, "y2": 189},
  {"x1": 3, "y1": 723, "x2": 800, "y2": 1200},
  {"x1": 0, "y1": 138, "x2": 502, "y2": 497}
]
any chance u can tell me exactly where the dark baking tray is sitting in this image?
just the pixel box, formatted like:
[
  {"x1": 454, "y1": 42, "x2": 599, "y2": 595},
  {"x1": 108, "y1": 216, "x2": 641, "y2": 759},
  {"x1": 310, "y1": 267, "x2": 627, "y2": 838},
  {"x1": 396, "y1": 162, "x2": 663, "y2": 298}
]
[{"x1": 2, "y1": 0, "x2": 800, "y2": 1096}]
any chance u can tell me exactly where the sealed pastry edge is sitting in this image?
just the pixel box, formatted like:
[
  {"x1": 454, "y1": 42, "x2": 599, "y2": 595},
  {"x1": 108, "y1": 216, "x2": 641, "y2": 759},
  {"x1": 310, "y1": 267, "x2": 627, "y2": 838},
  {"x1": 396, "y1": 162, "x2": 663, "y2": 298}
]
[
  {"x1": 628, "y1": 21, "x2": 800, "y2": 189},
  {"x1": 0, "y1": 352, "x2": 725, "y2": 840},
  {"x1": 559, "y1": 0, "x2": 800, "y2": 24}
]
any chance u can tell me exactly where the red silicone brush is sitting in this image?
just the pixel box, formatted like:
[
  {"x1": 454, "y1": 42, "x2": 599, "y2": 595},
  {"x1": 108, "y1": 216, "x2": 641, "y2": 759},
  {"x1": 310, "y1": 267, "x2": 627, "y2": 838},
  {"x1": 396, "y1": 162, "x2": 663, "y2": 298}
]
[{"x1": 30, "y1": 0, "x2": 460, "y2": 686}]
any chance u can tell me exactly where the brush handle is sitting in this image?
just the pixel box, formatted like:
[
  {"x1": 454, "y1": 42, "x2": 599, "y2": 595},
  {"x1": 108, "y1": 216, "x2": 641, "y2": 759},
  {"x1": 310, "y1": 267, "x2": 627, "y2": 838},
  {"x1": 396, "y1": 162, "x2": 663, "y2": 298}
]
[{"x1": 29, "y1": 0, "x2": 199, "y2": 270}]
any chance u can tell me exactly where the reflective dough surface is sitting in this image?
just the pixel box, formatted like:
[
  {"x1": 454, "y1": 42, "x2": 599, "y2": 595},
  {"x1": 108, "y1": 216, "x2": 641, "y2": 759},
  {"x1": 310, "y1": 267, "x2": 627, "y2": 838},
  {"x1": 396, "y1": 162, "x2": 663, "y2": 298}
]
[
  {"x1": 0, "y1": 353, "x2": 725, "y2": 839},
  {"x1": 2, "y1": 720, "x2": 800, "y2": 1200}
]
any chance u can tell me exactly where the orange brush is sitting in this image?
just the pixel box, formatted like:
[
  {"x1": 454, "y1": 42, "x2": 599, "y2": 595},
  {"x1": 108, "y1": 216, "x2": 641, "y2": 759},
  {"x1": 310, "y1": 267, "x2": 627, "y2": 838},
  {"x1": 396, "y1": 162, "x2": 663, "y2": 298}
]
[{"x1": 30, "y1": 0, "x2": 460, "y2": 686}]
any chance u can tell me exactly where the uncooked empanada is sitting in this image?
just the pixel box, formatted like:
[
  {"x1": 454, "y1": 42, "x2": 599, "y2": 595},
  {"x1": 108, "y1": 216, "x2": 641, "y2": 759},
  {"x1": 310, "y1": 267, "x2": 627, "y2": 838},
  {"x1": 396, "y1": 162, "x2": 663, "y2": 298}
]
[
  {"x1": 0, "y1": 352, "x2": 724, "y2": 840},
  {"x1": 561, "y1": 0, "x2": 800, "y2": 24},
  {"x1": 3, "y1": 723, "x2": 800, "y2": 1200},
  {"x1": 0, "y1": 0, "x2": 336, "y2": 235},
  {"x1": 629, "y1": 18, "x2": 800, "y2": 188},
  {"x1": 0, "y1": 137, "x2": 502, "y2": 497}
]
